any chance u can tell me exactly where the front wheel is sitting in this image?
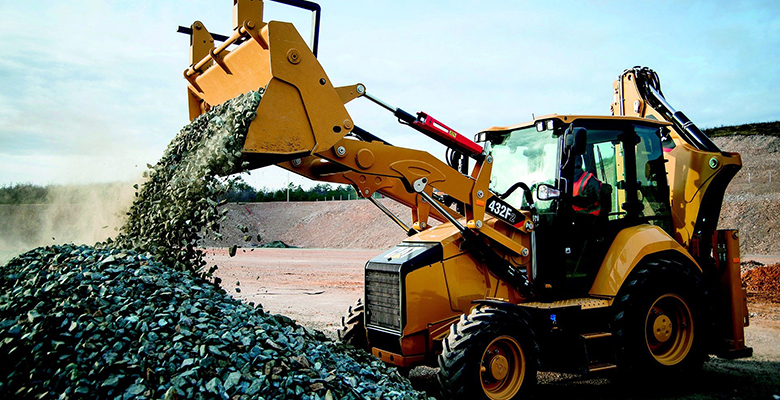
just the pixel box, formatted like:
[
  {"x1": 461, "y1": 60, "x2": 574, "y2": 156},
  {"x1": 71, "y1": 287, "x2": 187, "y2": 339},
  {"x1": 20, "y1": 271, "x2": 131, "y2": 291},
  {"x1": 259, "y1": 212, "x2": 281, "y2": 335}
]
[
  {"x1": 438, "y1": 305, "x2": 539, "y2": 400},
  {"x1": 337, "y1": 298, "x2": 368, "y2": 351}
]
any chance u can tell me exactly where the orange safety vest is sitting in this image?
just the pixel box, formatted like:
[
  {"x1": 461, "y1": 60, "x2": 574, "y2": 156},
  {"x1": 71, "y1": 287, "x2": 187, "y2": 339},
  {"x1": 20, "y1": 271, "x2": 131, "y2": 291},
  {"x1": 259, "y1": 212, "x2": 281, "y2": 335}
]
[{"x1": 573, "y1": 172, "x2": 601, "y2": 216}]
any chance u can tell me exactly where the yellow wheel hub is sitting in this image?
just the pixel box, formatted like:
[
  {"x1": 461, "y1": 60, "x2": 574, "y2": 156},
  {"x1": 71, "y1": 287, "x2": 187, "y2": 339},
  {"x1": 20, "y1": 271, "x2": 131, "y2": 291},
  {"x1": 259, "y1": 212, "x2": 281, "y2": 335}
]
[
  {"x1": 644, "y1": 294, "x2": 694, "y2": 365},
  {"x1": 480, "y1": 335, "x2": 525, "y2": 400},
  {"x1": 489, "y1": 355, "x2": 509, "y2": 380},
  {"x1": 652, "y1": 315, "x2": 673, "y2": 342}
]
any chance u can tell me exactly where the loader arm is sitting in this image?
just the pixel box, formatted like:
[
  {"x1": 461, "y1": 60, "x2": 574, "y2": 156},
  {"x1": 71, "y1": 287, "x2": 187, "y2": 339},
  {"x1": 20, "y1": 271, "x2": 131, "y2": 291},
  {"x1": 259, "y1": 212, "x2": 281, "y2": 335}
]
[
  {"x1": 271, "y1": 127, "x2": 531, "y2": 260},
  {"x1": 274, "y1": 156, "x2": 453, "y2": 228},
  {"x1": 181, "y1": 0, "x2": 533, "y2": 293}
]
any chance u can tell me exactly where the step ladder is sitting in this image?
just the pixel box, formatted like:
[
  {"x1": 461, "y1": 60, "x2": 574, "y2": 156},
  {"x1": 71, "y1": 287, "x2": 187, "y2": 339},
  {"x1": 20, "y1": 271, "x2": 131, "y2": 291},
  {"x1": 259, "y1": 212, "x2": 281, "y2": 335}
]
[{"x1": 581, "y1": 332, "x2": 618, "y2": 373}]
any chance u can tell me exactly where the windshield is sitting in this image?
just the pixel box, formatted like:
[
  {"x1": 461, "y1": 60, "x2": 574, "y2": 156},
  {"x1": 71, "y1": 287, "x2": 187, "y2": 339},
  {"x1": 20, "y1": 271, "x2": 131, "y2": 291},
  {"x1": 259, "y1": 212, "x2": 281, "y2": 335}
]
[{"x1": 488, "y1": 127, "x2": 559, "y2": 211}]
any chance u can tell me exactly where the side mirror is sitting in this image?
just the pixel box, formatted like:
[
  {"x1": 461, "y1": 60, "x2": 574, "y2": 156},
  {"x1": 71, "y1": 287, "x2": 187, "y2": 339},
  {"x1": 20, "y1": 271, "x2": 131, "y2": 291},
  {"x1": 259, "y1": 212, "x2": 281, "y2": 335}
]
[
  {"x1": 565, "y1": 127, "x2": 587, "y2": 155},
  {"x1": 537, "y1": 184, "x2": 560, "y2": 201}
]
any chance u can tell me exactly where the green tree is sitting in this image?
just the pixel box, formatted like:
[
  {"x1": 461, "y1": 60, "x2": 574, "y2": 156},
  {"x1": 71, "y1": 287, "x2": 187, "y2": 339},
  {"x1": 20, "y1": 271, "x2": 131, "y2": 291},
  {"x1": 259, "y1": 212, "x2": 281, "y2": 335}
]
[
  {"x1": 224, "y1": 178, "x2": 257, "y2": 202},
  {"x1": 0, "y1": 183, "x2": 49, "y2": 204}
]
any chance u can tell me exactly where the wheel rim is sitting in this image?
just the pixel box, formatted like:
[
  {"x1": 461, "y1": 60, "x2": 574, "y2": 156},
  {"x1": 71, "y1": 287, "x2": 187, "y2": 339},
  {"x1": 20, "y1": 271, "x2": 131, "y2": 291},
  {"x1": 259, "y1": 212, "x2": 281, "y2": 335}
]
[
  {"x1": 644, "y1": 293, "x2": 694, "y2": 365},
  {"x1": 479, "y1": 335, "x2": 525, "y2": 400}
]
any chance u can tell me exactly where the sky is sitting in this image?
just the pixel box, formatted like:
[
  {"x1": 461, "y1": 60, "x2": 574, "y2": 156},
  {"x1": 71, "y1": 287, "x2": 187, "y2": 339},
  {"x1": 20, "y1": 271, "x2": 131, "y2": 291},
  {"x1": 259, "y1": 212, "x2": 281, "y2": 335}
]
[{"x1": 1, "y1": 0, "x2": 778, "y2": 190}]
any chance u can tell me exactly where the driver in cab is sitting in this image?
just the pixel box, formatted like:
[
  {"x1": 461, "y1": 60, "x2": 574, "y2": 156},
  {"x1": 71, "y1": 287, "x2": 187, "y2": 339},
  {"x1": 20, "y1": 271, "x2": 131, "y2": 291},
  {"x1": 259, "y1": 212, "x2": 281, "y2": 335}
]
[{"x1": 572, "y1": 155, "x2": 609, "y2": 216}]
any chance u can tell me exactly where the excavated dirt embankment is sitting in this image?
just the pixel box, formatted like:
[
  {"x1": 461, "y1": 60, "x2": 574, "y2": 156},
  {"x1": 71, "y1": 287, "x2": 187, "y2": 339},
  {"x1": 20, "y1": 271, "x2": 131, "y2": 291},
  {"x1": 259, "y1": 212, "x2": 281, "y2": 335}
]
[
  {"x1": 714, "y1": 135, "x2": 780, "y2": 255},
  {"x1": 199, "y1": 200, "x2": 412, "y2": 250}
]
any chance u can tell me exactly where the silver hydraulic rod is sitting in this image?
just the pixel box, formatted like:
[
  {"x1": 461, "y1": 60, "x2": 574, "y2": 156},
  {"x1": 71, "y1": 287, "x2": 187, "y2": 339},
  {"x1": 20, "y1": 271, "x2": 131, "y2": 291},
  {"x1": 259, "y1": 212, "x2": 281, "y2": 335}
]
[
  {"x1": 412, "y1": 178, "x2": 467, "y2": 233},
  {"x1": 367, "y1": 196, "x2": 417, "y2": 236},
  {"x1": 363, "y1": 92, "x2": 396, "y2": 113},
  {"x1": 362, "y1": 91, "x2": 418, "y2": 125}
]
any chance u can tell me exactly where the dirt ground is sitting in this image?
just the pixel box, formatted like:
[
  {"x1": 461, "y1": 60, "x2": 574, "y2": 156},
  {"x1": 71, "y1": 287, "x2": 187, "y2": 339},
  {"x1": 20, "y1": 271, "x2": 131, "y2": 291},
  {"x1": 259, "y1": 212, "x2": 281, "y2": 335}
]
[
  {"x1": 207, "y1": 248, "x2": 780, "y2": 400},
  {"x1": 205, "y1": 247, "x2": 371, "y2": 337}
]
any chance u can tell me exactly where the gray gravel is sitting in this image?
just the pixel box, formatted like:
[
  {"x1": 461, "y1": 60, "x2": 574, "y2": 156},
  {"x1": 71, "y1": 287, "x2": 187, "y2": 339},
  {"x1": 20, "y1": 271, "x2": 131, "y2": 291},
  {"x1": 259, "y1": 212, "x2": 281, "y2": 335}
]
[
  {"x1": 111, "y1": 89, "x2": 262, "y2": 277},
  {"x1": 0, "y1": 244, "x2": 430, "y2": 400},
  {"x1": 0, "y1": 88, "x2": 432, "y2": 399}
]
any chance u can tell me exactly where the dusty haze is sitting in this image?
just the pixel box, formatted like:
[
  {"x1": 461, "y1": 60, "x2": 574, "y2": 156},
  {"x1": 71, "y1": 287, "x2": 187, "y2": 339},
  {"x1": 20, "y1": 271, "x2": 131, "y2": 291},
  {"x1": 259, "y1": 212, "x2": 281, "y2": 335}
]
[{"x1": 0, "y1": 182, "x2": 137, "y2": 263}]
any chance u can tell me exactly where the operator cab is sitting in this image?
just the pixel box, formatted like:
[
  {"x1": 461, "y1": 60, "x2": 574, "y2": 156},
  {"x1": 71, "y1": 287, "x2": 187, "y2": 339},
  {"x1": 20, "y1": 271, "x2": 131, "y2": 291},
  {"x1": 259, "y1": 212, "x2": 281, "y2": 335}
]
[{"x1": 477, "y1": 115, "x2": 673, "y2": 296}]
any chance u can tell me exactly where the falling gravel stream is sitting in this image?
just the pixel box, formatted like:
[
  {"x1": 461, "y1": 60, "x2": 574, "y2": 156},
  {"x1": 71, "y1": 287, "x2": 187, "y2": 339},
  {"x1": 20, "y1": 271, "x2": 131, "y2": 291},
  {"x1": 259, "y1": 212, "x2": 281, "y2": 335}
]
[
  {"x1": 110, "y1": 90, "x2": 263, "y2": 277},
  {"x1": 0, "y1": 90, "x2": 431, "y2": 400}
]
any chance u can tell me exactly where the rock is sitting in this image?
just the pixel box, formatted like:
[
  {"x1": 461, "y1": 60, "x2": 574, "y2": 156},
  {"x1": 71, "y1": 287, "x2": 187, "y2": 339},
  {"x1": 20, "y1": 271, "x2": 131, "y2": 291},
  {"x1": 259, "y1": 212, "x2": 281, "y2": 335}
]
[
  {"x1": 0, "y1": 82, "x2": 431, "y2": 400},
  {"x1": 0, "y1": 244, "x2": 431, "y2": 400},
  {"x1": 110, "y1": 90, "x2": 264, "y2": 277}
]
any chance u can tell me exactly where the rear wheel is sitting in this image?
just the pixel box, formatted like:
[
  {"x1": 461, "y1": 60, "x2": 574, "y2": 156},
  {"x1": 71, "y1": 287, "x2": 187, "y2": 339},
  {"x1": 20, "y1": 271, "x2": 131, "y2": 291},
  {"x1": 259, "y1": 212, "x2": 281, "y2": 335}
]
[
  {"x1": 645, "y1": 293, "x2": 694, "y2": 365},
  {"x1": 612, "y1": 259, "x2": 709, "y2": 374},
  {"x1": 438, "y1": 305, "x2": 538, "y2": 400},
  {"x1": 337, "y1": 298, "x2": 368, "y2": 351}
]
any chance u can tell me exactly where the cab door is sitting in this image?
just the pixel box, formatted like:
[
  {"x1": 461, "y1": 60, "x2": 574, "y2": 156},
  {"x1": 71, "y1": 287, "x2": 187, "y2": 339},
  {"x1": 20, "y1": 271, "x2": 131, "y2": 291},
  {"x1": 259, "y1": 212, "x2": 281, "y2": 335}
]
[{"x1": 544, "y1": 122, "x2": 671, "y2": 295}]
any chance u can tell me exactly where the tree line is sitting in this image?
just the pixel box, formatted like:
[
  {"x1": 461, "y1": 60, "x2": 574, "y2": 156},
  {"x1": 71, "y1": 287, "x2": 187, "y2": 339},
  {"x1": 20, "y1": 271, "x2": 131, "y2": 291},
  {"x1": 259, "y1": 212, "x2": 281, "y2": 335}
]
[
  {"x1": 0, "y1": 183, "x2": 49, "y2": 204},
  {"x1": 0, "y1": 181, "x2": 360, "y2": 204},
  {"x1": 225, "y1": 181, "x2": 359, "y2": 202}
]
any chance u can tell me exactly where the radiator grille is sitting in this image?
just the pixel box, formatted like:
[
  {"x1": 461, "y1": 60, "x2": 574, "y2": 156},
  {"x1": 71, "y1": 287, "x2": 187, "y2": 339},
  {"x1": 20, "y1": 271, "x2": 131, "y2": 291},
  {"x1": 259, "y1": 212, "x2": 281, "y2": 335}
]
[{"x1": 365, "y1": 268, "x2": 401, "y2": 332}]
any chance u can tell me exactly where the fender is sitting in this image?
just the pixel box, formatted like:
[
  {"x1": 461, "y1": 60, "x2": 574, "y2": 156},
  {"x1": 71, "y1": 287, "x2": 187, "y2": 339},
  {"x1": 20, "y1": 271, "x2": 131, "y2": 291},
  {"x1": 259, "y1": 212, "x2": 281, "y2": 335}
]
[
  {"x1": 472, "y1": 298, "x2": 532, "y2": 316},
  {"x1": 589, "y1": 225, "x2": 700, "y2": 298}
]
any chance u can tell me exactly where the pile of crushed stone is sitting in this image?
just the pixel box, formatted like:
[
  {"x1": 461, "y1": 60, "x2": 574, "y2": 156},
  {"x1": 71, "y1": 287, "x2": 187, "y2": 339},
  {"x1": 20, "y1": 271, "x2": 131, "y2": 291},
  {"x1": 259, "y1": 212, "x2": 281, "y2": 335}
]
[
  {"x1": 0, "y1": 244, "x2": 430, "y2": 400},
  {"x1": 0, "y1": 88, "x2": 432, "y2": 399}
]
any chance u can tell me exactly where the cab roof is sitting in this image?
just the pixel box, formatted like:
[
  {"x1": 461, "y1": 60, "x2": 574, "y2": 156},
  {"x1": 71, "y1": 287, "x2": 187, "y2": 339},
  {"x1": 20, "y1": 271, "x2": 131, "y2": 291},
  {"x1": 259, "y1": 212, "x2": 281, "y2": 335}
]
[{"x1": 481, "y1": 114, "x2": 671, "y2": 133}]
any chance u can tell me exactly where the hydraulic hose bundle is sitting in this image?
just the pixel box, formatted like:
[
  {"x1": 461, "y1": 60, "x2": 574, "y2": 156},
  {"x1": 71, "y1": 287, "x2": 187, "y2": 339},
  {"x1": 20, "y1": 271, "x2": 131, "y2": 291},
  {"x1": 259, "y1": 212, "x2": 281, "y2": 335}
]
[{"x1": 629, "y1": 66, "x2": 721, "y2": 153}]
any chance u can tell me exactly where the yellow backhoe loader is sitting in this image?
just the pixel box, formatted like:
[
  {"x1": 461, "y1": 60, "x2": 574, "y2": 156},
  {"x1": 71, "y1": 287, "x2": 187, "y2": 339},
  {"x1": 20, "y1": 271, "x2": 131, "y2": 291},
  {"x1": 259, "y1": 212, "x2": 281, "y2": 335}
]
[{"x1": 179, "y1": 2, "x2": 751, "y2": 398}]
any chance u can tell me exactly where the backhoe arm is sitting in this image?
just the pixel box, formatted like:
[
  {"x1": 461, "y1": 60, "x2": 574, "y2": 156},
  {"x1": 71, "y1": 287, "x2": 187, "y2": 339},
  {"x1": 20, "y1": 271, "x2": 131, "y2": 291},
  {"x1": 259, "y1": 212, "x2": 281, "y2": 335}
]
[
  {"x1": 611, "y1": 66, "x2": 741, "y2": 258},
  {"x1": 611, "y1": 67, "x2": 720, "y2": 153}
]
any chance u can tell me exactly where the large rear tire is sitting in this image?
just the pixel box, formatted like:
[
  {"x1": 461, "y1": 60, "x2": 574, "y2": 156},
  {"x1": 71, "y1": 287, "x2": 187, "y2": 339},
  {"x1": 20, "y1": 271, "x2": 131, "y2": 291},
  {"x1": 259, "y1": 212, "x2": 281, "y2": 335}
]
[
  {"x1": 438, "y1": 305, "x2": 539, "y2": 400},
  {"x1": 612, "y1": 259, "x2": 710, "y2": 374},
  {"x1": 337, "y1": 298, "x2": 368, "y2": 351}
]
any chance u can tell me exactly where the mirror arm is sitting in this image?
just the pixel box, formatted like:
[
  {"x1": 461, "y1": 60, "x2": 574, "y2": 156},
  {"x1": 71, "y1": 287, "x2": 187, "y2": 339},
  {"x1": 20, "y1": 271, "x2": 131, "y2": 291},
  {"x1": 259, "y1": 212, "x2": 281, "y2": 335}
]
[{"x1": 498, "y1": 182, "x2": 533, "y2": 206}]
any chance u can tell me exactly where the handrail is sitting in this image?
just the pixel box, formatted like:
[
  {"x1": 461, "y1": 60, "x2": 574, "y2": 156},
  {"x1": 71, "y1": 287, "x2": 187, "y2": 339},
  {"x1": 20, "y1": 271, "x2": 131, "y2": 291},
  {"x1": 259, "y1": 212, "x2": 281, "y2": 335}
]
[
  {"x1": 178, "y1": 0, "x2": 321, "y2": 77},
  {"x1": 184, "y1": 25, "x2": 260, "y2": 78},
  {"x1": 269, "y1": 0, "x2": 321, "y2": 57}
]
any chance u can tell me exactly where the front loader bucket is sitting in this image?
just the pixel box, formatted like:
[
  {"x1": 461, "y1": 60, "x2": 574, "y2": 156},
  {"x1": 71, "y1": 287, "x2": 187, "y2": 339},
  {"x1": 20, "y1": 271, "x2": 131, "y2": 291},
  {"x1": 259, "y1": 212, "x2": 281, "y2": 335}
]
[{"x1": 184, "y1": 1, "x2": 358, "y2": 169}]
